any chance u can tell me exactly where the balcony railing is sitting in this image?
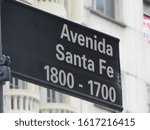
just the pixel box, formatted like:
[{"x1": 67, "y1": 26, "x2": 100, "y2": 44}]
[
  {"x1": 40, "y1": 103, "x2": 77, "y2": 113},
  {"x1": 4, "y1": 92, "x2": 39, "y2": 113}
]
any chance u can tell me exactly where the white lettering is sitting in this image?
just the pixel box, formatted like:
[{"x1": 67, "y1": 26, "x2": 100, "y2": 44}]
[
  {"x1": 98, "y1": 38, "x2": 106, "y2": 54},
  {"x1": 99, "y1": 59, "x2": 106, "y2": 75},
  {"x1": 70, "y1": 31, "x2": 78, "y2": 43},
  {"x1": 56, "y1": 44, "x2": 65, "y2": 61},
  {"x1": 56, "y1": 44, "x2": 95, "y2": 72},
  {"x1": 107, "y1": 66, "x2": 114, "y2": 78},
  {"x1": 78, "y1": 34, "x2": 85, "y2": 46},
  {"x1": 60, "y1": 24, "x2": 114, "y2": 57},
  {"x1": 60, "y1": 24, "x2": 71, "y2": 41},
  {"x1": 106, "y1": 44, "x2": 113, "y2": 57},
  {"x1": 88, "y1": 80, "x2": 116, "y2": 102}
]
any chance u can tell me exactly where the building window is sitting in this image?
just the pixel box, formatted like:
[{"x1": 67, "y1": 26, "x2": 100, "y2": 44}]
[
  {"x1": 11, "y1": 96, "x2": 14, "y2": 110},
  {"x1": 10, "y1": 78, "x2": 13, "y2": 89},
  {"x1": 23, "y1": 97, "x2": 26, "y2": 110},
  {"x1": 28, "y1": 98, "x2": 31, "y2": 111},
  {"x1": 47, "y1": 89, "x2": 64, "y2": 103},
  {"x1": 92, "y1": 0, "x2": 120, "y2": 20},
  {"x1": 9, "y1": 77, "x2": 27, "y2": 89},
  {"x1": 22, "y1": 81, "x2": 27, "y2": 89},
  {"x1": 10, "y1": 78, "x2": 19, "y2": 89},
  {"x1": 15, "y1": 78, "x2": 19, "y2": 89},
  {"x1": 17, "y1": 96, "x2": 20, "y2": 110},
  {"x1": 47, "y1": 89, "x2": 56, "y2": 102}
]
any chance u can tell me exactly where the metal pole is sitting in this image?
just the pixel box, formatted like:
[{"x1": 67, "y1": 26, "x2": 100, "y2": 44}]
[
  {"x1": 0, "y1": 0, "x2": 11, "y2": 113},
  {"x1": 0, "y1": 0, "x2": 3, "y2": 113}
]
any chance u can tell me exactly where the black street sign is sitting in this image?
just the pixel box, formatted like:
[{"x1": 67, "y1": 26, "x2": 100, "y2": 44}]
[{"x1": 1, "y1": 0, "x2": 123, "y2": 111}]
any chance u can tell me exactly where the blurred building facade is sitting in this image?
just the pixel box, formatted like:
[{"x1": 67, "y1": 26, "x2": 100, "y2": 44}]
[{"x1": 3, "y1": 0, "x2": 150, "y2": 113}]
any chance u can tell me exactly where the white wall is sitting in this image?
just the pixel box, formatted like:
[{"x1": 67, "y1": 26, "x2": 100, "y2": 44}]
[{"x1": 83, "y1": 0, "x2": 148, "y2": 112}]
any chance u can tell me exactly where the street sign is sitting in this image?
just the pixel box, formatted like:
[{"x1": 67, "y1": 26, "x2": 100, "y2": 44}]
[{"x1": 1, "y1": 0, "x2": 123, "y2": 111}]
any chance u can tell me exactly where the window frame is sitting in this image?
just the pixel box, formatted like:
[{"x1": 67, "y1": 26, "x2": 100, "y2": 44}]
[
  {"x1": 90, "y1": 0, "x2": 126, "y2": 27},
  {"x1": 93, "y1": 0, "x2": 115, "y2": 19},
  {"x1": 11, "y1": 96, "x2": 14, "y2": 110},
  {"x1": 47, "y1": 89, "x2": 64, "y2": 103},
  {"x1": 9, "y1": 77, "x2": 27, "y2": 89},
  {"x1": 92, "y1": 0, "x2": 115, "y2": 19}
]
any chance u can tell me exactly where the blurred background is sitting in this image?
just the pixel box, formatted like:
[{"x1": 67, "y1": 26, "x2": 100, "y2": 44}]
[{"x1": 3, "y1": 0, "x2": 150, "y2": 113}]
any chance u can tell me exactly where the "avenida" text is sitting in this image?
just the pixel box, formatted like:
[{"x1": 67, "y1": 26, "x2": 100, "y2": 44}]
[{"x1": 56, "y1": 24, "x2": 114, "y2": 79}]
